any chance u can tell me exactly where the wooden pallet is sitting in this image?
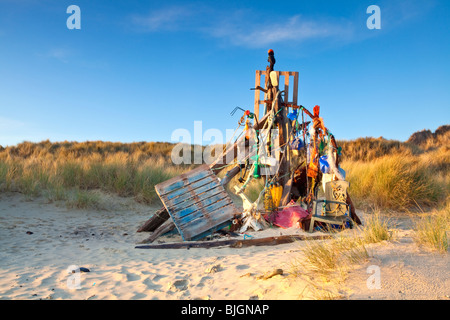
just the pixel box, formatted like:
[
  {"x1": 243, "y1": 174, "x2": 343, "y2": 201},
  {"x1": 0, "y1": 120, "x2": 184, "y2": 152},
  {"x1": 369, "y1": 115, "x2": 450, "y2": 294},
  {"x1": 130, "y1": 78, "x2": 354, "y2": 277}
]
[
  {"x1": 155, "y1": 164, "x2": 239, "y2": 241},
  {"x1": 254, "y1": 70, "x2": 299, "y2": 120}
]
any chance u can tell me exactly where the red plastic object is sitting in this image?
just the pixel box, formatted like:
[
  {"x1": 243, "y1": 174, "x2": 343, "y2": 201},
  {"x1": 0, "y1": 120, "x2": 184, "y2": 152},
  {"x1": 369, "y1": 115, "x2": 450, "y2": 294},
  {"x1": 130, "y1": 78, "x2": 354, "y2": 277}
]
[
  {"x1": 313, "y1": 105, "x2": 320, "y2": 117},
  {"x1": 272, "y1": 205, "x2": 309, "y2": 229}
]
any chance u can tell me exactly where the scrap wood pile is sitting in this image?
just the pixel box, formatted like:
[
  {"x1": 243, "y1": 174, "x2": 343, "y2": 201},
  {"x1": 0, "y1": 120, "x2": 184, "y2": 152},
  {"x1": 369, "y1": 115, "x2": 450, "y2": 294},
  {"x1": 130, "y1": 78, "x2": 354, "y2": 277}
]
[{"x1": 136, "y1": 50, "x2": 361, "y2": 249}]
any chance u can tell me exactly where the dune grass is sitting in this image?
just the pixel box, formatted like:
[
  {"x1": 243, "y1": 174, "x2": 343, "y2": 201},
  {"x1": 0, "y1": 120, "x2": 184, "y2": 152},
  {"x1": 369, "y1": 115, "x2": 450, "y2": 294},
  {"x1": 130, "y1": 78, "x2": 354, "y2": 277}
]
[
  {"x1": 301, "y1": 235, "x2": 369, "y2": 276},
  {"x1": 359, "y1": 209, "x2": 393, "y2": 243},
  {"x1": 341, "y1": 146, "x2": 449, "y2": 211},
  {"x1": 66, "y1": 189, "x2": 103, "y2": 210},
  {"x1": 338, "y1": 128, "x2": 449, "y2": 211},
  {"x1": 0, "y1": 141, "x2": 195, "y2": 207},
  {"x1": 289, "y1": 233, "x2": 370, "y2": 290},
  {"x1": 413, "y1": 200, "x2": 450, "y2": 253},
  {"x1": 290, "y1": 210, "x2": 392, "y2": 282}
]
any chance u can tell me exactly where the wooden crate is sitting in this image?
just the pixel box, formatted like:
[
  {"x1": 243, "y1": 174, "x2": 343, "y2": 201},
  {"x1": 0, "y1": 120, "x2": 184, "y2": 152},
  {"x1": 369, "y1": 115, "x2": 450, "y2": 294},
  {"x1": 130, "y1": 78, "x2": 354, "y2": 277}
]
[{"x1": 155, "y1": 164, "x2": 239, "y2": 241}]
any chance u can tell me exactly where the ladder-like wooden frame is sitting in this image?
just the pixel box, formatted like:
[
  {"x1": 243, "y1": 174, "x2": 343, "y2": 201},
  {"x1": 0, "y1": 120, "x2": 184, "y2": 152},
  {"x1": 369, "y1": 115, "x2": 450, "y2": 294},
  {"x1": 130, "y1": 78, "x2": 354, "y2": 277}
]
[{"x1": 254, "y1": 70, "x2": 299, "y2": 120}]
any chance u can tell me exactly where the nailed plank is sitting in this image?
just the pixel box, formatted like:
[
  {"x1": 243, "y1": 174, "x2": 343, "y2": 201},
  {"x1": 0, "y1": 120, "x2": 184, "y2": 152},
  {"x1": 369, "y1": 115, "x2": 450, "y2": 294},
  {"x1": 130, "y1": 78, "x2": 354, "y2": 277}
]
[
  {"x1": 253, "y1": 70, "x2": 299, "y2": 116},
  {"x1": 164, "y1": 176, "x2": 217, "y2": 201},
  {"x1": 177, "y1": 198, "x2": 234, "y2": 228},
  {"x1": 162, "y1": 180, "x2": 220, "y2": 207},
  {"x1": 155, "y1": 164, "x2": 213, "y2": 196},
  {"x1": 165, "y1": 186, "x2": 225, "y2": 213},
  {"x1": 180, "y1": 203, "x2": 237, "y2": 240},
  {"x1": 189, "y1": 220, "x2": 233, "y2": 241},
  {"x1": 177, "y1": 197, "x2": 233, "y2": 226}
]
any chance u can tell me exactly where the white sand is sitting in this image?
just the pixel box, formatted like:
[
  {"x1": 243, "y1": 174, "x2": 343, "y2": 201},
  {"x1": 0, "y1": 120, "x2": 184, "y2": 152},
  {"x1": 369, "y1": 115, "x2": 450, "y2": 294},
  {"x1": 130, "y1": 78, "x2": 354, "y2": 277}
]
[{"x1": 0, "y1": 192, "x2": 448, "y2": 300}]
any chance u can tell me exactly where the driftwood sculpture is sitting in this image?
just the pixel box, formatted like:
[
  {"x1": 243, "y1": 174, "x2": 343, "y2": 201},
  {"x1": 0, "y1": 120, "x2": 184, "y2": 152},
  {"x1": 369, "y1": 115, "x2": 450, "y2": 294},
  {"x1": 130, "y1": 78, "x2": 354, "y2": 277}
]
[{"x1": 137, "y1": 49, "x2": 361, "y2": 245}]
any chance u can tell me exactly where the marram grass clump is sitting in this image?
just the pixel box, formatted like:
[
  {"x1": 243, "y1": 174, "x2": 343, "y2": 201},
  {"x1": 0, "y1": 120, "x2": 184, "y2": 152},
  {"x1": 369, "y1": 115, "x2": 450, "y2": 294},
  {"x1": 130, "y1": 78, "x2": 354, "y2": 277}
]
[
  {"x1": 413, "y1": 200, "x2": 450, "y2": 253},
  {"x1": 341, "y1": 149, "x2": 449, "y2": 210},
  {"x1": 290, "y1": 211, "x2": 392, "y2": 282},
  {"x1": 359, "y1": 210, "x2": 393, "y2": 244},
  {"x1": 290, "y1": 233, "x2": 370, "y2": 282}
]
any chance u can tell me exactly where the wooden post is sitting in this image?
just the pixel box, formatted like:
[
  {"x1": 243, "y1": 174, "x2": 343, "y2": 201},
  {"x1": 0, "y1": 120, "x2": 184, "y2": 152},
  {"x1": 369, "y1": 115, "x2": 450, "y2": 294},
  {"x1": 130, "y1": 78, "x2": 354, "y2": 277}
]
[
  {"x1": 284, "y1": 73, "x2": 289, "y2": 112},
  {"x1": 293, "y1": 72, "x2": 299, "y2": 105},
  {"x1": 254, "y1": 71, "x2": 261, "y2": 121}
]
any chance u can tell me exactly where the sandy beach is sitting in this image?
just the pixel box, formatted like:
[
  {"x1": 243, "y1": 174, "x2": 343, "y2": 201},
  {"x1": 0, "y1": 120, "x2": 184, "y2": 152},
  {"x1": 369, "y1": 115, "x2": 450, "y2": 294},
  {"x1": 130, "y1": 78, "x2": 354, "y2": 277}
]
[{"x1": 0, "y1": 191, "x2": 448, "y2": 300}]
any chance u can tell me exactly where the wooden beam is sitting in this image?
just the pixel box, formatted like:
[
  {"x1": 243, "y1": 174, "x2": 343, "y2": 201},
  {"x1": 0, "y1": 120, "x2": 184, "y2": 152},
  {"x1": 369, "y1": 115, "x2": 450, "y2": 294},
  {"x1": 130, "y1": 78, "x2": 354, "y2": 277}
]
[
  {"x1": 137, "y1": 207, "x2": 170, "y2": 233},
  {"x1": 293, "y1": 72, "x2": 299, "y2": 105},
  {"x1": 138, "y1": 219, "x2": 176, "y2": 244},
  {"x1": 254, "y1": 70, "x2": 261, "y2": 120},
  {"x1": 135, "y1": 234, "x2": 332, "y2": 249},
  {"x1": 284, "y1": 73, "x2": 289, "y2": 107}
]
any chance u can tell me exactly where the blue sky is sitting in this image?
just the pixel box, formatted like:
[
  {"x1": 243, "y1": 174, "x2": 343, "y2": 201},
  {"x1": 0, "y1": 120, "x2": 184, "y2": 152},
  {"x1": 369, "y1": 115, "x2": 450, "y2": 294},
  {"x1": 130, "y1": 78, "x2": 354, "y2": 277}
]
[{"x1": 0, "y1": 0, "x2": 449, "y2": 147}]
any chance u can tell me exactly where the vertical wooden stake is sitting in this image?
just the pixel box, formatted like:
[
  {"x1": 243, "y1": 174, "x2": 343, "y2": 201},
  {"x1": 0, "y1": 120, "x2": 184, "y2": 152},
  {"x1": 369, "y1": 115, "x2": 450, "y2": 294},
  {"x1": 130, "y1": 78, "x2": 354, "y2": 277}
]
[{"x1": 254, "y1": 70, "x2": 261, "y2": 121}]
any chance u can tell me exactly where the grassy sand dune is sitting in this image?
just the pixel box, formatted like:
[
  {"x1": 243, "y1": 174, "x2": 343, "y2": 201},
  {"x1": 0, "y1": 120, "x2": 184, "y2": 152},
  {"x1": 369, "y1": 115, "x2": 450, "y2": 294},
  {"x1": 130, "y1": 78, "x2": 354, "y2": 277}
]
[
  {"x1": 339, "y1": 125, "x2": 449, "y2": 211},
  {"x1": 0, "y1": 140, "x2": 197, "y2": 207}
]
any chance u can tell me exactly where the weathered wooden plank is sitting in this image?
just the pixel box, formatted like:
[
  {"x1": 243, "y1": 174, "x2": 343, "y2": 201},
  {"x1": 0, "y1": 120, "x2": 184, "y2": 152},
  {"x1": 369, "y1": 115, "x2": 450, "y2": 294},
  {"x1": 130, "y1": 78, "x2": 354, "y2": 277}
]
[
  {"x1": 189, "y1": 220, "x2": 233, "y2": 241},
  {"x1": 157, "y1": 173, "x2": 213, "y2": 197},
  {"x1": 220, "y1": 165, "x2": 240, "y2": 186},
  {"x1": 177, "y1": 199, "x2": 234, "y2": 224},
  {"x1": 176, "y1": 196, "x2": 232, "y2": 223},
  {"x1": 155, "y1": 164, "x2": 212, "y2": 196},
  {"x1": 135, "y1": 234, "x2": 333, "y2": 249},
  {"x1": 284, "y1": 73, "x2": 289, "y2": 105},
  {"x1": 165, "y1": 186, "x2": 225, "y2": 214},
  {"x1": 162, "y1": 180, "x2": 220, "y2": 206},
  {"x1": 254, "y1": 70, "x2": 261, "y2": 120},
  {"x1": 138, "y1": 220, "x2": 176, "y2": 244},
  {"x1": 177, "y1": 200, "x2": 234, "y2": 231},
  {"x1": 293, "y1": 72, "x2": 299, "y2": 105},
  {"x1": 162, "y1": 178, "x2": 218, "y2": 204},
  {"x1": 137, "y1": 207, "x2": 170, "y2": 233},
  {"x1": 138, "y1": 161, "x2": 233, "y2": 233},
  {"x1": 180, "y1": 203, "x2": 238, "y2": 240}
]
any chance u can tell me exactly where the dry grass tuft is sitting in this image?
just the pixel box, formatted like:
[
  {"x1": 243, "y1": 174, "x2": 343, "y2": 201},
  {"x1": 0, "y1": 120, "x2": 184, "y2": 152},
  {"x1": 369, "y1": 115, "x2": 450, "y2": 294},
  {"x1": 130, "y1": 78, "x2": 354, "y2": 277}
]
[
  {"x1": 290, "y1": 211, "x2": 392, "y2": 289},
  {"x1": 359, "y1": 209, "x2": 393, "y2": 244},
  {"x1": 413, "y1": 199, "x2": 450, "y2": 253}
]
